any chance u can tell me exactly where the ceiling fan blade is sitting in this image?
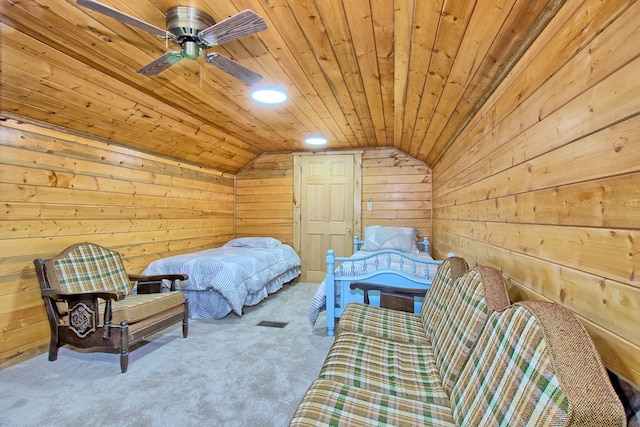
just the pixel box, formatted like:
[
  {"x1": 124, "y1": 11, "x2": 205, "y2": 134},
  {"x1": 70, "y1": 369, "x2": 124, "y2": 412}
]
[
  {"x1": 199, "y1": 10, "x2": 267, "y2": 46},
  {"x1": 205, "y1": 53, "x2": 263, "y2": 86},
  {"x1": 77, "y1": 0, "x2": 174, "y2": 40},
  {"x1": 137, "y1": 51, "x2": 183, "y2": 76}
]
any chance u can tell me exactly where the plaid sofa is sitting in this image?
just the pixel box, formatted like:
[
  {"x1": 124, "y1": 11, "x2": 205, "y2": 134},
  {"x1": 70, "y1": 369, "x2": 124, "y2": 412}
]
[{"x1": 290, "y1": 263, "x2": 625, "y2": 426}]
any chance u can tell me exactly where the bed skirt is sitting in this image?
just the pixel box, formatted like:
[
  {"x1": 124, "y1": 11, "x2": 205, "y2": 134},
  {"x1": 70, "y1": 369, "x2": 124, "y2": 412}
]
[{"x1": 185, "y1": 267, "x2": 301, "y2": 319}]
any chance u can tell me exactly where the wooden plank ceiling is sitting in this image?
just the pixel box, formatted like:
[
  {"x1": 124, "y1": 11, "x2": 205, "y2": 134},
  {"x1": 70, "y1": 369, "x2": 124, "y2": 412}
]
[{"x1": 1, "y1": 0, "x2": 563, "y2": 173}]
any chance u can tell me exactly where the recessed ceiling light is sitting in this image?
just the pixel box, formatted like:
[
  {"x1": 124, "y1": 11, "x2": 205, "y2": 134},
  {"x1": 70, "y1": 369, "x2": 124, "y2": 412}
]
[
  {"x1": 250, "y1": 86, "x2": 288, "y2": 104},
  {"x1": 304, "y1": 136, "x2": 328, "y2": 146}
]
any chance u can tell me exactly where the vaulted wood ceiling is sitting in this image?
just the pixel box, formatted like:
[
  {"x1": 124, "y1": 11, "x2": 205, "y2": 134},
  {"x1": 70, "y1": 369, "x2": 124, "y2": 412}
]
[{"x1": 1, "y1": 0, "x2": 563, "y2": 173}]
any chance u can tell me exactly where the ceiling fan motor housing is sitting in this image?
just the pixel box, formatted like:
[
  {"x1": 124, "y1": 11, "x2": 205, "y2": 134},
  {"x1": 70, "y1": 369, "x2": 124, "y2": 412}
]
[{"x1": 166, "y1": 6, "x2": 216, "y2": 54}]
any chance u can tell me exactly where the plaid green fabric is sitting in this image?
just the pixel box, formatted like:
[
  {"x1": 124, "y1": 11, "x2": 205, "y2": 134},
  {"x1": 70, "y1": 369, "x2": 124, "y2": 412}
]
[
  {"x1": 47, "y1": 243, "x2": 131, "y2": 295},
  {"x1": 289, "y1": 379, "x2": 455, "y2": 427},
  {"x1": 429, "y1": 268, "x2": 493, "y2": 397},
  {"x1": 419, "y1": 257, "x2": 457, "y2": 338},
  {"x1": 450, "y1": 305, "x2": 569, "y2": 426},
  {"x1": 336, "y1": 257, "x2": 465, "y2": 345},
  {"x1": 337, "y1": 303, "x2": 428, "y2": 344},
  {"x1": 319, "y1": 332, "x2": 450, "y2": 404}
]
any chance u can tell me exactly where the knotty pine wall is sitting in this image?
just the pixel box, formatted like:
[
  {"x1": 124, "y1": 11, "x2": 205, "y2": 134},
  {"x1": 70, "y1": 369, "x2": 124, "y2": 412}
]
[
  {"x1": 361, "y1": 149, "x2": 432, "y2": 237},
  {"x1": 432, "y1": 1, "x2": 639, "y2": 387},
  {"x1": 235, "y1": 153, "x2": 295, "y2": 246},
  {"x1": 0, "y1": 118, "x2": 234, "y2": 367},
  {"x1": 236, "y1": 148, "x2": 432, "y2": 248}
]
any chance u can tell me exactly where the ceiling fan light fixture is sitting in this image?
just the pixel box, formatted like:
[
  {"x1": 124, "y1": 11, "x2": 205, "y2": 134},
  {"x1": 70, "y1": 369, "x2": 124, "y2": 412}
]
[
  {"x1": 250, "y1": 86, "x2": 288, "y2": 104},
  {"x1": 304, "y1": 136, "x2": 328, "y2": 146},
  {"x1": 182, "y1": 40, "x2": 200, "y2": 60}
]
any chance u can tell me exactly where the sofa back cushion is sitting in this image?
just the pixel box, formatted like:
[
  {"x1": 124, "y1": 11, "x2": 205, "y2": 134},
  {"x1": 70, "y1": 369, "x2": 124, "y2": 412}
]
[
  {"x1": 450, "y1": 301, "x2": 625, "y2": 426},
  {"x1": 420, "y1": 256, "x2": 468, "y2": 338},
  {"x1": 429, "y1": 266, "x2": 510, "y2": 397},
  {"x1": 45, "y1": 242, "x2": 131, "y2": 295}
]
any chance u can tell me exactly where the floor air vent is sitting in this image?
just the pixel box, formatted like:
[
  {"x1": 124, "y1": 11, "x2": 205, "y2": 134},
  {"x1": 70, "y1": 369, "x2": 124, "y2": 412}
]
[{"x1": 257, "y1": 320, "x2": 288, "y2": 328}]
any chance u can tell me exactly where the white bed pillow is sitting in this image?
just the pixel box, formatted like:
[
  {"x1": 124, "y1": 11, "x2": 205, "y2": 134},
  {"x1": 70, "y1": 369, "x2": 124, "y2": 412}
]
[
  {"x1": 223, "y1": 237, "x2": 282, "y2": 248},
  {"x1": 360, "y1": 226, "x2": 419, "y2": 253}
]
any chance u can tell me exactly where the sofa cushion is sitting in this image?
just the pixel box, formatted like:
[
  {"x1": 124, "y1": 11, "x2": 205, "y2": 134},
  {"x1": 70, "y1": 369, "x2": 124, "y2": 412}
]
[
  {"x1": 319, "y1": 331, "x2": 450, "y2": 404},
  {"x1": 450, "y1": 301, "x2": 626, "y2": 426},
  {"x1": 336, "y1": 257, "x2": 468, "y2": 344},
  {"x1": 429, "y1": 266, "x2": 510, "y2": 397},
  {"x1": 336, "y1": 303, "x2": 427, "y2": 344},
  {"x1": 289, "y1": 379, "x2": 455, "y2": 427},
  {"x1": 106, "y1": 291, "x2": 186, "y2": 324},
  {"x1": 419, "y1": 256, "x2": 469, "y2": 338}
]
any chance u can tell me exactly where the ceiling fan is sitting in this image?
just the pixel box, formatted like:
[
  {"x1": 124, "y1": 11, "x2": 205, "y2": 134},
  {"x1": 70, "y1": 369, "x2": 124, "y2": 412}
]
[{"x1": 77, "y1": 0, "x2": 267, "y2": 85}]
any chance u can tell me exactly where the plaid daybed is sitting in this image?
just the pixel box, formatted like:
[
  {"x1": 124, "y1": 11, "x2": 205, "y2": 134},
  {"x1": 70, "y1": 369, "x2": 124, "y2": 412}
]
[{"x1": 290, "y1": 261, "x2": 625, "y2": 426}]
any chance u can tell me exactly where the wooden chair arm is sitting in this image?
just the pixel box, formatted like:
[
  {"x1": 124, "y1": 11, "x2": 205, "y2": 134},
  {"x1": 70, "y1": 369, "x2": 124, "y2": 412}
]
[
  {"x1": 128, "y1": 273, "x2": 189, "y2": 282},
  {"x1": 41, "y1": 289, "x2": 125, "y2": 302}
]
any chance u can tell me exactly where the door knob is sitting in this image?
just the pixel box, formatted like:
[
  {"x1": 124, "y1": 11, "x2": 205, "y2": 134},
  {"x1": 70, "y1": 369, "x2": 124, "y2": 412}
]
[{"x1": 347, "y1": 227, "x2": 352, "y2": 232}]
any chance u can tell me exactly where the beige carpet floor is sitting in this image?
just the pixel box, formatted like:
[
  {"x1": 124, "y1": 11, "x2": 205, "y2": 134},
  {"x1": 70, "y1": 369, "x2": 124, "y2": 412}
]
[{"x1": 0, "y1": 282, "x2": 333, "y2": 427}]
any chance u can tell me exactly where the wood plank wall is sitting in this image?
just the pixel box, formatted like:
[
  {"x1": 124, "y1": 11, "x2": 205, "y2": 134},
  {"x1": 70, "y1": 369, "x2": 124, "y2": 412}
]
[
  {"x1": 361, "y1": 149, "x2": 432, "y2": 239},
  {"x1": 235, "y1": 148, "x2": 432, "y2": 247},
  {"x1": 432, "y1": 0, "x2": 640, "y2": 387},
  {"x1": 235, "y1": 153, "x2": 295, "y2": 246},
  {"x1": 0, "y1": 119, "x2": 234, "y2": 366}
]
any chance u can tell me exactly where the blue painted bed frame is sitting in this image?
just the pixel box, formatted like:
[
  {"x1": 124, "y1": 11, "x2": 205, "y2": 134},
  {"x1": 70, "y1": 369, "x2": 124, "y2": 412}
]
[{"x1": 325, "y1": 236, "x2": 449, "y2": 336}]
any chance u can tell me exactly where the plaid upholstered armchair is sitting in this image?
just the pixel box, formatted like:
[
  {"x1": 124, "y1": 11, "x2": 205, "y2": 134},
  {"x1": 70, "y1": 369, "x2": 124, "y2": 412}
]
[{"x1": 33, "y1": 242, "x2": 189, "y2": 373}]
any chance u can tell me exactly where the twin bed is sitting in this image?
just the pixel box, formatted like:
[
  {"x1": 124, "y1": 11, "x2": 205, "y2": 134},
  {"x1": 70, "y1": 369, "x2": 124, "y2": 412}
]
[
  {"x1": 142, "y1": 237, "x2": 301, "y2": 319},
  {"x1": 309, "y1": 226, "x2": 448, "y2": 336}
]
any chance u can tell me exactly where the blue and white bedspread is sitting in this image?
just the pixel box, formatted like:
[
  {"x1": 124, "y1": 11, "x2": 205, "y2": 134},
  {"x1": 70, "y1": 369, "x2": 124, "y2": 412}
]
[
  {"x1": 143, "y1": 245, "x2": 301, "y2": 319},
  {"x1": 309, "y1": 250, "x2": 438, "y2": 325}
]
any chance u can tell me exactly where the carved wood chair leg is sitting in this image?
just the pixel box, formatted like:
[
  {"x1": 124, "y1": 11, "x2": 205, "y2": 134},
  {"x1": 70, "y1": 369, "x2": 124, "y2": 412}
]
[
  {"x1": 182, "y1": 301, "x2": 189, "y2": 338},
  {"x1": 48, "y1": 341, "x2": 59, "y2": 362},
  {"x1": 120, "y1": 350, "x2": 129, "y2": 374},
  {"x1": 120, "y1": 321, "x2": 129, "y2": 373}
]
